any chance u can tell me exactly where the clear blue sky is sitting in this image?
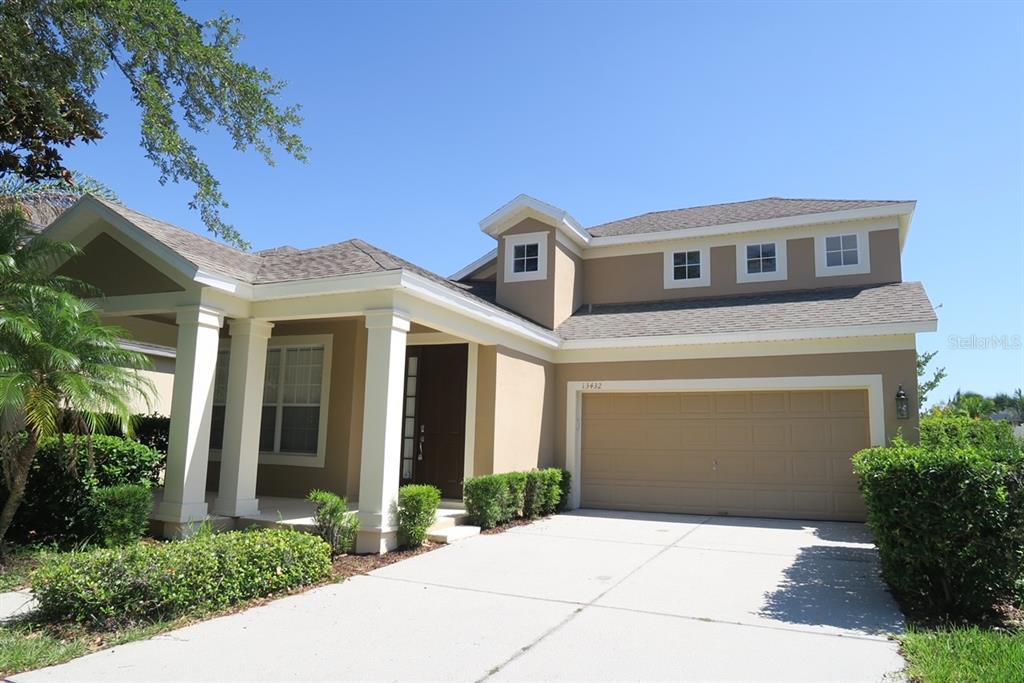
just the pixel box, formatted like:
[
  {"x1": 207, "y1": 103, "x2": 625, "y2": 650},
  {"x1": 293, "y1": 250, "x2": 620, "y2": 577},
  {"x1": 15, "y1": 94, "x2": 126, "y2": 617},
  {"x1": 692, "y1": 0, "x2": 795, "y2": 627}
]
[{"x1": 61, "y1": 1, "x2": 1023, "y2": 404}]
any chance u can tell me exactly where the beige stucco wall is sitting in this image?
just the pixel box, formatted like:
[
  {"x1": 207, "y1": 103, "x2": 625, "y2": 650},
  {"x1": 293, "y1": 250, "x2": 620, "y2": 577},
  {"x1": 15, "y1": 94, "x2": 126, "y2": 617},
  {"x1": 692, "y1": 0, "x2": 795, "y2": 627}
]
[
  {"x1": 582, "y1": 229, "x2": 903, "y2": 305},
  {"x1": 553, "y1": 348, "x2": 919, "y2": 469},
  {"x1": 132, "y1": 361, "x2": 175, "y2": 416},
  {"x1": 57, "y1": 231, "x2": 185, "y2": 296},
  {"x1": 206, "y1": 317, "x2": 366, "y2": 500},
  {"x1": 553, "y1": 241, "x2": 584, "y2": 328},
  {"x1": 495, "y1": 218, "x2": 558, "y2": 328}
]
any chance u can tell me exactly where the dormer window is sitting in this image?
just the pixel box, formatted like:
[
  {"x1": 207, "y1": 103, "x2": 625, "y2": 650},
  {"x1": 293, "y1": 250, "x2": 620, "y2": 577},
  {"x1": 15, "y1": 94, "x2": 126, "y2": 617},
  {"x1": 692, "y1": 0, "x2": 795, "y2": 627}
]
[
  {"x1": 663, "y1": 246, "x2": 710, "y2": 289},
  {"x1": 513, "y1": 243, "x2": 539, "y2": 273},
  {"x1": 504, "y1": 231, "x2": 548, "y2": 282},
  {"x1": 815, "y1": 230, "x2": 871, "y2": 277}
]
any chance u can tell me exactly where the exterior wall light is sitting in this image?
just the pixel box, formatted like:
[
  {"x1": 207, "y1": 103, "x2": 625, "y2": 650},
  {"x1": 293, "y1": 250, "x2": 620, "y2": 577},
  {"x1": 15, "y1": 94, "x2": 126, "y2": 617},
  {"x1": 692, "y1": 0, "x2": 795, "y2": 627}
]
[{"x1": 895, "y1": 385, "x2": 910, "y2": 420}]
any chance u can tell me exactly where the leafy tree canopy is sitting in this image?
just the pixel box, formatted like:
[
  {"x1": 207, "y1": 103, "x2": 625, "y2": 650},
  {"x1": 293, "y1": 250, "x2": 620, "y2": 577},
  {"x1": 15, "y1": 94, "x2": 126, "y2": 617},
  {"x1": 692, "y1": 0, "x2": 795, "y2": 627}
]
[{"x1": 0, "y1": 0, "x2": 308, "y2": 248}]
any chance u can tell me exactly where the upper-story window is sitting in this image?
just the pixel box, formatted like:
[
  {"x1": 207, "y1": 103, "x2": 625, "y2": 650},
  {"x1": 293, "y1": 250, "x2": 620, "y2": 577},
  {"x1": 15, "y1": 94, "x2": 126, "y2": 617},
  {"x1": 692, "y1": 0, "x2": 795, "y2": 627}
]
[
  {"x1": 663, "y1": 246, "x2": 710, "y2": 289},
  {"x1": 513, "y1": 243, "x2": 539, "y2": 273},
  {"x1": 815, "y1": 229, "x2": 871, "y2": 277},
  {"x1": 504, "y1": 231, "x2": 548, "y2": 282},
  {"x1": 736, "y1": 240, "x2": 787, "y2": 283}
]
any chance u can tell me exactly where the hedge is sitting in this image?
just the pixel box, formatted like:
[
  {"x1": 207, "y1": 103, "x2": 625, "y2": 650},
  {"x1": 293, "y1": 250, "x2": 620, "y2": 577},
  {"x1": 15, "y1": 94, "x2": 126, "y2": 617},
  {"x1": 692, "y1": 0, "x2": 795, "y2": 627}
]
[
  {"x1": 920, "y1": 414, "x2": 1019, "y2": 453},
  {"x1": 2, "y1": 434, "x2": 165, "y2": 544},
  {"x1": 308, "y1": 490, "x2": 359, "y2": 556},
  {"x1": 32, "y1": 528, "x2": 332, "y2": 626},
  {"x1": 397, "y1": 485, "x2": 441, "y2": 548},
  {"x1": 465, "y1": 468, "x2": 569, "y2": 529},
  {"x1": 92, "y1": 484, "x2": 153, "y2": 548},
  {"x1": 852, "y1": 439, "x2": 1024, "y2": 619}
]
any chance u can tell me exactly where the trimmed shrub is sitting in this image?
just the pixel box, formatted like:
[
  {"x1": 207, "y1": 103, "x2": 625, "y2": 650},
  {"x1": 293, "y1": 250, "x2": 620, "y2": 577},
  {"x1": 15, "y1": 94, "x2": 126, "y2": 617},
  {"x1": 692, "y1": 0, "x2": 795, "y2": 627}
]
[
  {"x1": 523, "y1": 470, "x2": 545, "y2": 518},
  {"x1": 852, "y1": 439, "x2": 1024, "y2": 619},
  {"x1": 920, "y1": 414, "x2": 1019, "y2": 453},
  {"x1": 307, "y1": 490, "x2": 359, "y2": 556},
  {"x1": 503, "y1": 472, "x2": 527, "y2": 521},
  {"x1": 2, "y1": 435, "x2": 165, "y2": 544},
  {"x1": 32, "y1": 528, "x2": 332, "y2": 626},
  {"x1": 463, "y1": 475, "x2": 509, "y2": 529},
  {"x1": 91, "y1": 484, "x2": 153, "y2": 548},
  {"x1": 397, "y1": 485, "x2": 441, "y2": 548},
  {"x1": 556, "y1": 468, "x2": 572, "y2": 512}
]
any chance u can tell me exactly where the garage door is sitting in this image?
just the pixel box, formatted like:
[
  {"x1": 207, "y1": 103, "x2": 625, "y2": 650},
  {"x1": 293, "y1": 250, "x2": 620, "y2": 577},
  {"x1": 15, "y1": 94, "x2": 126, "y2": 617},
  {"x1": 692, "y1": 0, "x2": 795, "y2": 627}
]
[{"x1": 580, "y1": 390, "x2": 870, "y2": 521}]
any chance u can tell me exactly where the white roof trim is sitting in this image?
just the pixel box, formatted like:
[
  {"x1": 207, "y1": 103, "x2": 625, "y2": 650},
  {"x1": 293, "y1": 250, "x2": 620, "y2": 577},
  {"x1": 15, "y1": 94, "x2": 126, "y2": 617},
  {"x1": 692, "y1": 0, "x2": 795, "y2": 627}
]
[
  {"x1": 450, "y1": 248, "x2": 497, "y2": 280},
  {"x1": 558, "y1": 320, "x2": 937, "y2": 350},
  {"x1": 119, "y1": 340, "x2": 177, "y2": 358},
  {"x1": 479, "y1": 194, "x2": 591, "y2": 247},
  {"x1": 588, "y1": 202, "x2": 918, "y2": 248}
]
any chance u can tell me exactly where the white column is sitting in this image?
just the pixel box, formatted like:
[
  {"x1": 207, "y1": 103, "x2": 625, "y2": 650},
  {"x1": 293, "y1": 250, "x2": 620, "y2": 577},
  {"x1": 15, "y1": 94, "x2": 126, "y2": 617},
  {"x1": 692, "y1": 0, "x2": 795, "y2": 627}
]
[
  {"x1": 155, "y1": 306, "x2": 223, "y2": 524},
  {"x1": 213, "y1": 319, "x2": 274, "y2": 517},
  {"x1": 355, "y1": 310, "x2": 410, "y2": 554},
  {"x1": 463, "y1": 342, "x2": 478, "y2": 481}
]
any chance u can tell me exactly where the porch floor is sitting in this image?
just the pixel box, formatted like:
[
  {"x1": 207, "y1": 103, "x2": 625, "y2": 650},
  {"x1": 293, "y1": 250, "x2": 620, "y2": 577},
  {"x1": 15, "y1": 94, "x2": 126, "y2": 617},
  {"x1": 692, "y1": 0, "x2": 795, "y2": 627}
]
[{"x1": 150, "y1": 488, "x2": 466, "y2": 534}]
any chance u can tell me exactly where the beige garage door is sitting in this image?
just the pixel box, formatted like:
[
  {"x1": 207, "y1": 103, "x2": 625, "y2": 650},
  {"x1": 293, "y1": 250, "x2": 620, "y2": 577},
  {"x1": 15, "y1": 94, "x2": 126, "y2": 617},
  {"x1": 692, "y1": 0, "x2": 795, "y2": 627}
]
[{"x1": 581, "y1": 390, "x2": 870, "y2": 521}]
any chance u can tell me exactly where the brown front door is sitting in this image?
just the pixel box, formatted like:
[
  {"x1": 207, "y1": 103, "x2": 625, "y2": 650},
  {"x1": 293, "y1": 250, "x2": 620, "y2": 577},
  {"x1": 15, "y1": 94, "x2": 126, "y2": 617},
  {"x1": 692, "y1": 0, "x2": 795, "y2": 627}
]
[{"x1": 399, "y1": 344, "x2": 467, "y2": 499}]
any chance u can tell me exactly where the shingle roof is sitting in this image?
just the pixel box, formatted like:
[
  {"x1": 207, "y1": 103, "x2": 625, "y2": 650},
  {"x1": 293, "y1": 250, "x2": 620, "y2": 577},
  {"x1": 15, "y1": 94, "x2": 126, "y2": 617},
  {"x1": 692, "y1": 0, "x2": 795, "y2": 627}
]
[
  {"x1": 587, "y1": 198, "x2": 912, "y2": 238},
  {"x1": 556, "y1": 282, "x2": 935, "y2": 341}
]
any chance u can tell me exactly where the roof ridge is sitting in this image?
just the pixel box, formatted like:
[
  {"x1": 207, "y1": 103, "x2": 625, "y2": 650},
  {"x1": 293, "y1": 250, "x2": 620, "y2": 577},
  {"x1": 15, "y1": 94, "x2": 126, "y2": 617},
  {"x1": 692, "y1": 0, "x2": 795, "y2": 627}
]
[
  {"x1": 94, "y1": 197, "x2": 254, "y2": 257},
  {"x1": 348, "y1": 238, "x2": 398, "y2": 271}
]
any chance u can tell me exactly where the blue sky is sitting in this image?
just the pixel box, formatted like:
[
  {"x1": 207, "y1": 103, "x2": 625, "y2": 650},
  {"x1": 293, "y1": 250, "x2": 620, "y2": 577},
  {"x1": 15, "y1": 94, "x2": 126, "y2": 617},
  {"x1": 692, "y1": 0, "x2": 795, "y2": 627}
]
[{"x1": 61, "y1": 1, "x2": 1023, "y2": 403}]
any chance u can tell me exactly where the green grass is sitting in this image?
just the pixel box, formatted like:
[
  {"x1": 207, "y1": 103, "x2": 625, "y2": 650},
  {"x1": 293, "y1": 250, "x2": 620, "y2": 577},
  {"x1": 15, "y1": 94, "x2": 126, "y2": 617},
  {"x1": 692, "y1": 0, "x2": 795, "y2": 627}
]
[
  {"x1": 0, "y1": 625, "x2": 88, "y2": 676},
  {"x1": 901, "y1": 627, "x2": 1024, "y2": 683}
]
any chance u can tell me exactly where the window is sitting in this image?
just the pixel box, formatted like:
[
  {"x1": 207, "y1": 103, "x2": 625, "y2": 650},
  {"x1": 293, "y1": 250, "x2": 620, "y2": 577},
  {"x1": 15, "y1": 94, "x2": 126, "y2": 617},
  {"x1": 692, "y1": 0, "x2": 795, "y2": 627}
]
[
  {"x1": 512, "y1": 243, "x2": 539, "y2": 273},
  {"x1": 825, "y1": 234, "x2": 858, "y2": 267},
  {"x1": 503, "y1": 232, "x2": 548, "y2": 282},
  {"x1": 745, "y1": 243, "x2": 776, "y2": 274},
  {"x1": 672, "y1": 251, "x2": 701, "y2": 280},
  {"x1": 663, "y1": 246, "x2": 710, "y2": 288},
  {"x1": 209, "y1": 335, "x2": 331, "y2": 467}
]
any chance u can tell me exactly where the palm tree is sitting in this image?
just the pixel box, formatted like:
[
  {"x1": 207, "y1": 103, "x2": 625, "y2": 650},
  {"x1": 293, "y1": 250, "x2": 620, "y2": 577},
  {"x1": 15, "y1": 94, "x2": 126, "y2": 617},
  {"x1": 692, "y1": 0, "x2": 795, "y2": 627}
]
[{"x1": 0, "y1": 207, "x2": 153, "y2": 550}]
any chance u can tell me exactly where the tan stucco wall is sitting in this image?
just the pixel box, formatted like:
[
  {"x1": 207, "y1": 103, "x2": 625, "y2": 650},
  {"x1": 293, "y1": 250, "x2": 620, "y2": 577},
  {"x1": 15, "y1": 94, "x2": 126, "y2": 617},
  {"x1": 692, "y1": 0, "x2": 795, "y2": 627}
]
[
  {"x1": 582, "y1": 229, "x2": 903, "y2": 305},
  {"x1": 133, "y1": 361, "x2": 175, "y2": 416},
  {"x1": 58, "y1": 232, "x2": 185, "y2": 296},
  {"x1": 472, "y1": 346, "x2": 555, "y2": 473},
  {"x1": 206, "y1": 317, "x2": 367, "y2": 500},
  {"x1": 553, "y1": 348, "x2": 919, "y2": 469},
  {"x1": 495, "y1": 218, "x2": 558, "y2": 328},
  {"x1": 553, "y1": 241, "x2": 583, "y2": 328}
]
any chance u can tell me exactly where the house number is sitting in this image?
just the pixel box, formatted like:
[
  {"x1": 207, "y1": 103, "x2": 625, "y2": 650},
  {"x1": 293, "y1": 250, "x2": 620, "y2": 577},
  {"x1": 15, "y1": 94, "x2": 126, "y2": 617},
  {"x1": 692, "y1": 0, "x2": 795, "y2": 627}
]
[{"x1": 582, "y1": 382, "x2": 604, "y2": 390}]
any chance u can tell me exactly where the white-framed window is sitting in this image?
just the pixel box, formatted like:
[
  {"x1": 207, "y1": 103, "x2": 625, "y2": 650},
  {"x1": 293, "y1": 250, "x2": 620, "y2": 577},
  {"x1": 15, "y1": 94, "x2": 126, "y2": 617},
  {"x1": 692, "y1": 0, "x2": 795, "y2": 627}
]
[
  {"x1": 503, "y1": 231, "x2": 548, "y2": 282},
  {"x1": 209, "y1": 334, "x2": 332, "y2": 468},
  {"x1": 663, "y1": 246, "x2": 710, "y2": 289},
  {"x1": 736, "y1": 240, "x2": 788, "y2": 283},
  {"x1": 815, "y1": 229, "x2": 871, "y2": 277}
]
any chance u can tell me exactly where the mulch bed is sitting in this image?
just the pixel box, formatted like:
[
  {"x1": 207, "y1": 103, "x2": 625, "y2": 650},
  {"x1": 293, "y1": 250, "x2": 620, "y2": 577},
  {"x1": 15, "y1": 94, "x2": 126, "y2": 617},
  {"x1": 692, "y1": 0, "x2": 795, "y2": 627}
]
[
  {"x1": 332, "y1": 541, "x2": 441, "y2": 580},
  {"x1": 480, "y1": 517, "x2": 537, "y2": 535}
]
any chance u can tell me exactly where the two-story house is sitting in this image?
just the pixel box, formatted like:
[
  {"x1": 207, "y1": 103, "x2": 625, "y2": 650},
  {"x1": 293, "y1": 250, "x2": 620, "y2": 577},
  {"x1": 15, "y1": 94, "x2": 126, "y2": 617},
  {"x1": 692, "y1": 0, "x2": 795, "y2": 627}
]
[{"x1": 42, "y1": 194, "x2": 937, "y2": 552}]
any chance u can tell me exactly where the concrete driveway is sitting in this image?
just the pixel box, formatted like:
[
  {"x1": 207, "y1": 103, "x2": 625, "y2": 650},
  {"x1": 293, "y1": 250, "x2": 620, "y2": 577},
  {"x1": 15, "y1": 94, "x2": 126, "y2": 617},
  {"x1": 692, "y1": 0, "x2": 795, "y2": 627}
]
[{"x1": 13, "y1": 511, "x2": 905, "y2": 683}]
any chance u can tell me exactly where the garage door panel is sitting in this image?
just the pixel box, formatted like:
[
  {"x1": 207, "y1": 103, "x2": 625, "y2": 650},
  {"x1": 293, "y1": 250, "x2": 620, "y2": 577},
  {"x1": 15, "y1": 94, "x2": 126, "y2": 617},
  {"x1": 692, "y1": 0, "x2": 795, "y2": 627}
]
[{"x1": 580, "y1": 389, "x2": 869, "y2": 522}]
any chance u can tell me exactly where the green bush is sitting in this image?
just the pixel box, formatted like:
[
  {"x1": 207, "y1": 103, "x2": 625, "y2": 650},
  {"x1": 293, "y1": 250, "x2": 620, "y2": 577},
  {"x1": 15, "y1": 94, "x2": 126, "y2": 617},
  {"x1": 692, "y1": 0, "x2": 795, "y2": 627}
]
[
  {"x1": 32, "y1": 528, "x2": 331, "y2": 626},
  {"x1": 920, "y1": 414, "x2": 1019, "y2": 453},
  {"x1": 2, "y1": 434, "x2": 165, "y2": 544},
  {"x1": 307, "y1": 490, "x2": 359, "y2": 556},
  {"x1": 463, "y1": 475, "x2": 509, "y2": 529},
  {"x1": 91, "y1": 485, "x2": 153, "y2": 548},
  {"x1": 556, "y1": 468, "x2": 572, "y2": 512},
  {"x1": 465, "y1": 468, "x2": 571, "y2": 528},
  {"x1": 852, "y1": 439, "x2": 1024, "y2": 619},
  {"x1": 397, "y1": 485, "x2": 441, "y2": 548}
]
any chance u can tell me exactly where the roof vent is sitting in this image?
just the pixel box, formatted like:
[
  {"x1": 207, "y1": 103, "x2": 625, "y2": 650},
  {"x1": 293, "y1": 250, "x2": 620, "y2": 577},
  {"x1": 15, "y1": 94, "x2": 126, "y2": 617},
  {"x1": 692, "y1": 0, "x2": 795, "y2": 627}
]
[{"x1": 257, "y1": 245, "x2": 300, "y2": 255}]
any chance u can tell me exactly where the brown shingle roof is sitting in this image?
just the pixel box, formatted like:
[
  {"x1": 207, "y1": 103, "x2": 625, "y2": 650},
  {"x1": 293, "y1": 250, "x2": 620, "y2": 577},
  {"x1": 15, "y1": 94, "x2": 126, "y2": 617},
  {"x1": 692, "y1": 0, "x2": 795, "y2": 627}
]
[
  {"x1": 556, "y1": 282, "x2": 935, "y2": 341},
  {"x1": 587, "y1": 198, "x2": 912, "y2": 238}
]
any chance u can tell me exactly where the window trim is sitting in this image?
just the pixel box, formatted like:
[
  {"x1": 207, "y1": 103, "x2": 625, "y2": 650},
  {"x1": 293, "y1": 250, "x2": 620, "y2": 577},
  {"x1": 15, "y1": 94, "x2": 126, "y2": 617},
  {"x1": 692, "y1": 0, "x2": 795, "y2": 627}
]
[
  {"x1": 815, "y1": 230, "x2": 871, "y2": 277},
  {"x1": 663, "y1": 246, "x2": 710, "y2": 289},
  {"x1": 210, "y1": 333, "x2": 333, "y2": 469},
  {"x1": 736, "y1": 239, "x2": 788, "y2": 283},
  {"x1": 503, "y1": 231, "x2": 549, "y2": 283}
]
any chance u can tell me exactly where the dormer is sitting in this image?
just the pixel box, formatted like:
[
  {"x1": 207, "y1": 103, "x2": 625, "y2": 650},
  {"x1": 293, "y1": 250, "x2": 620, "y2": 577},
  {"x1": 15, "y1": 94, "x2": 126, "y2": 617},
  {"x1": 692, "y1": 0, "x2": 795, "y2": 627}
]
[{"x1": 479, "y1": 195, "x2": 589, "y2": 329}]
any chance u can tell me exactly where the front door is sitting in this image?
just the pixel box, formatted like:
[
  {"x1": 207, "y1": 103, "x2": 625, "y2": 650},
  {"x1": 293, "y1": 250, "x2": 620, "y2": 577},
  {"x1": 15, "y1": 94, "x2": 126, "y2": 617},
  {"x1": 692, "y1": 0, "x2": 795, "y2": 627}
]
[{"x1": 399, "y1": 344, "x2": 467, "y2": 499}]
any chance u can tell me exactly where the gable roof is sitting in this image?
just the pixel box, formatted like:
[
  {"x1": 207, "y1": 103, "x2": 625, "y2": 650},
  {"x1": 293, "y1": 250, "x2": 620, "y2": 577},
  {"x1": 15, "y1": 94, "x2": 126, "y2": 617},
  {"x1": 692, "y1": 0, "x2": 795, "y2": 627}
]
[
  {"x1": 556, "y1": 281, "x2": 936, "y2": 342},
  {"x1": 587, "y1": 198, "x2": 913, "y2": 238}
]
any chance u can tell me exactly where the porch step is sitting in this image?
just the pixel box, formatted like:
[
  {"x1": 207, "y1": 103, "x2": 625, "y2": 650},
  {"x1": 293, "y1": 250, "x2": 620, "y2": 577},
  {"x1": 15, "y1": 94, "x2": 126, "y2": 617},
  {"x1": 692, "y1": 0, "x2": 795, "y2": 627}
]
[
  {"x1": 427, "y1": 512, "x2": 471, "y2": 531},
  {"x1": 427, "y1": 525, "x2": 481, "y2": 544}
]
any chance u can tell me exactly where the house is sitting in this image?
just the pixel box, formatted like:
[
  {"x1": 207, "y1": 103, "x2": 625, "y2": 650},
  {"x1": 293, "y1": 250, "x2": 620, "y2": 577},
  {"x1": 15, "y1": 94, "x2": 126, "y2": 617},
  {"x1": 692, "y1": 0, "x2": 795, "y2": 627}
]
[{"x1": 42, "y1": 194, "x2": 937, "y2": 553}]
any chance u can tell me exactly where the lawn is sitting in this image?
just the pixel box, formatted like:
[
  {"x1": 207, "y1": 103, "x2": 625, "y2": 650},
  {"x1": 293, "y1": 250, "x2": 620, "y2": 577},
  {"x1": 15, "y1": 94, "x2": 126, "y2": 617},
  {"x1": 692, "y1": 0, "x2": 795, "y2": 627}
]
[{"x1": 901, "y1": 627, "x2": 1024, "y2": 683}]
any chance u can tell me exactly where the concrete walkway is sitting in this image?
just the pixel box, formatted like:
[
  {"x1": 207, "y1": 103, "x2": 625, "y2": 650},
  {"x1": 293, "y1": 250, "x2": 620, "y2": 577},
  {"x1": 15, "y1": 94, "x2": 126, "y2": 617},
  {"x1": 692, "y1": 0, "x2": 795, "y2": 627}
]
[{"x1": 12, "y1": 511, "x2": 906, "y2": 682}]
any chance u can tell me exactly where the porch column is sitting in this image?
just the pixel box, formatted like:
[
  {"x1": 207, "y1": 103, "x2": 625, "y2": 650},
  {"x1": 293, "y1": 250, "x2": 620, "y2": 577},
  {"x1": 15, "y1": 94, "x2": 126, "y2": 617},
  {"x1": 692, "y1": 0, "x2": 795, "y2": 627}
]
[
  {"x1": 355, "y1": 310, "x2": 410, "y2": 554},
  {"x1": 213, "y1": 319, "x2": 274, "y2": 517},
  {"x1": 154, "y1": 305, "x2": 223, "y2": 524}
]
